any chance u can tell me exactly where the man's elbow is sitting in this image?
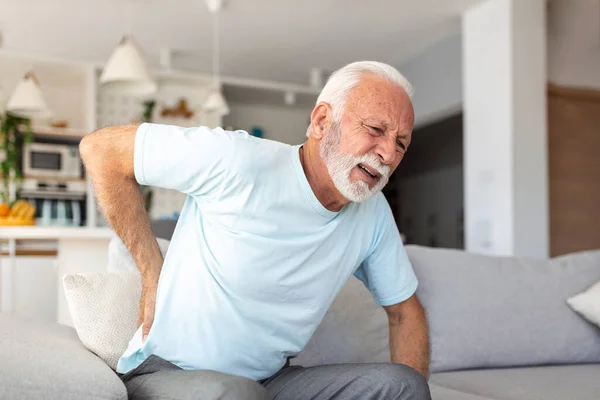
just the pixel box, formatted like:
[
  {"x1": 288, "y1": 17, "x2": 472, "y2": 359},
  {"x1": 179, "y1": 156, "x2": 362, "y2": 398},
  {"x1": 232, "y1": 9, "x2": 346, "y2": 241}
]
[
  {"x1": 80, "y1": 130, "x2": 112, "y2": 173},
  {"x1": 385, "y1": 295, "x2": 426, "y2": 325},
  {"x1": 80, "y1": 125, "x2": 138, "y2": 178},
  {"x1": 80, "y1": 126, "x2": 116, "y2": 162},
  {"x1": 79, "y1": 134, "x2": 96, "y2": 165}
]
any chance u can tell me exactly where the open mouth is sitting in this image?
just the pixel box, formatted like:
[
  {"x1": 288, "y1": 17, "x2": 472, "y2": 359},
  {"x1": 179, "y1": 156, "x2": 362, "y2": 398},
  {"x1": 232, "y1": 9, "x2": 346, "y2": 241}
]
[{"x1": 357, "y1": 163, "x2": 380, "y2": 180}]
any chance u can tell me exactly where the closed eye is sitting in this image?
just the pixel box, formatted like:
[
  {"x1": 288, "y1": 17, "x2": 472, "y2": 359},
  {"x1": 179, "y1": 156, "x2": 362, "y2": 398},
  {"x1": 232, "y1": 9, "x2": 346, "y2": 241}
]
[
  {"x1": 396, "y1": 138, "x2": 406, "y2": 152},
  {"x1": 368, "y1": 126, "x2": 384, "y2": 134}
]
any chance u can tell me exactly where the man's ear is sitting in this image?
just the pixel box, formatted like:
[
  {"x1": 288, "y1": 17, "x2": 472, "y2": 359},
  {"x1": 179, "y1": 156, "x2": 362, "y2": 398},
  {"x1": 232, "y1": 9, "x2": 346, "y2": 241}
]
[{"x1": 310, "y1": 102, "x2": 332, "y2": 140}]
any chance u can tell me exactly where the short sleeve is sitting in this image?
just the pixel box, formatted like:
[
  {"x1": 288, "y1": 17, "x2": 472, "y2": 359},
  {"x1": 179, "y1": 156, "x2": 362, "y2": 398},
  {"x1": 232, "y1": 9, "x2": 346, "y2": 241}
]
[
  {"x1": 353, "y1": 197, "x2": 418, "y2": 306},
  {"x1": 134, "y1": 123, "x2": 238, "y2": 199}
]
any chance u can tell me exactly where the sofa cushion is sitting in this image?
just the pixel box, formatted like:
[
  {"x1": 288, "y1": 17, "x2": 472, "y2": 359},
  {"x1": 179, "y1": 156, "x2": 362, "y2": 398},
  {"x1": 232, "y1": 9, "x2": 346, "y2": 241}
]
[
  {"x1": 429, "y1": 384, "x2": 494, "y2": 400},
  {"x1": 408, "y1": 245, "x2": 600, "y2": 373},
  {"x1": 430, "y1": 364, "x2": 600, "y2": 400},
  {"x1": 63, "y1": 271, "x2": 142, "y2": 370},
  {"x1": 63, "y1": 237, "x2": 171, "y2": 370},
  {"x1": 567, "y1": 279, "x2": 600, "y2": 329},
  {"x1": 150, "y1": 219, "x2": 179, "y2": 241},
  {"x1": 292, "y1": 275, "x2": 391, "y2": 366},
  {"x1": 0, "y1": 314, "x2": 126, "y2": 400}
]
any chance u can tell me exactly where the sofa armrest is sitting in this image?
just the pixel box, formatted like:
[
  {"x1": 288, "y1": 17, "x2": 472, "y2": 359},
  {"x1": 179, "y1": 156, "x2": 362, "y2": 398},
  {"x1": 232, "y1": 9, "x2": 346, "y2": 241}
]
[{"x1": 0, "y1": 315, "x2": 126, "y2": 400}]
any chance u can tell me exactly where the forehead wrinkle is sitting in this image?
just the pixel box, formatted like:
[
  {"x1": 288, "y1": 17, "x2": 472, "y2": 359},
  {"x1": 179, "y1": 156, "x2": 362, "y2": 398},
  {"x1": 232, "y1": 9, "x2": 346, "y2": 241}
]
[{"x1": 344, "y1": 75, "x2": 414, "y2": 135}]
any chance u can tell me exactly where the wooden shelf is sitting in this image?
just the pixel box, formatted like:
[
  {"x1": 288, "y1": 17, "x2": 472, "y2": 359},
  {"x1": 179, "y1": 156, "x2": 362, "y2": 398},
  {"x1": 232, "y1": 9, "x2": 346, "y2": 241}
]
[
  {"x1": 0, "y1": 250, "x2": 58, "y2": 257},
  {"x1": 0, "y1": 226, "x2": 114, "y2": 240},
  {"x1": 22, "y1": 174, "x2": 87, "y2": 183},
  {"x1": 19, "y1": 124, "x2": 88, "y2": 139}
]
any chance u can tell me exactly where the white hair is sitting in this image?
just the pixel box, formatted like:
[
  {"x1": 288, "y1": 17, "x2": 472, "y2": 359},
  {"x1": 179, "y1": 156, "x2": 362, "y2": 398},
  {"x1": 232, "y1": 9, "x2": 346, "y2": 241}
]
[{"x1": 306, "y1": 61, "x2": 413, "y2": 137}]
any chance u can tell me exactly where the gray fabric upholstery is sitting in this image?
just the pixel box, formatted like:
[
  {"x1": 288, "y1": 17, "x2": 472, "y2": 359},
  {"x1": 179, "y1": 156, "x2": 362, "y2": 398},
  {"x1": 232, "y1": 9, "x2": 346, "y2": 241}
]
[
  {"x1": 150, "y1": 219, "x2": 178, "y2": 240},
  {"x1": 429, "y1": 384, "x2": 494, "y2": 400},
  {"x1": 6, "y1": 230, "x2": 597, "y2": 400},
  {"x1": 407, "y1": 245, "x2": 600, "y2": 373},
  {"x1": 0, "y1": 314, "x2": 126, "y2": 400},
  {"x1": 291, "y1": 275, "x2": 391, "y2": 367},
  {"x1": 430, "y1": 364, "x2": 600, "y2": 400}
]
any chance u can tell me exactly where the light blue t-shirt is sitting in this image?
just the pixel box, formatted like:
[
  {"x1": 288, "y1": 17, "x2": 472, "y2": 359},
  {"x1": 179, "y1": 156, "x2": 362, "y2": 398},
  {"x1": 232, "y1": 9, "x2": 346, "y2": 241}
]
[{"x1": 116, "y1": 123, "x2": 418, "y2": 380}]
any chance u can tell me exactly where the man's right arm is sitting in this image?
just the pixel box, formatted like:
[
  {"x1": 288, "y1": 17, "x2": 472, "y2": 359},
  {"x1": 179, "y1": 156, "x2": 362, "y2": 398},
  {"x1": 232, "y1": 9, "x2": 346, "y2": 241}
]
[{"x1": 79, "y1": 124, "x2": 162, "y2": 341}]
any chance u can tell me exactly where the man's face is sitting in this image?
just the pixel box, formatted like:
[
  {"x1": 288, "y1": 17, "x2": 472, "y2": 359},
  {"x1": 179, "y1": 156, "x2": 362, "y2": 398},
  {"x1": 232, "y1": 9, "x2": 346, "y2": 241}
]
[{"x1": 320, "y1": 75, "x2": 414, "y2": 202}]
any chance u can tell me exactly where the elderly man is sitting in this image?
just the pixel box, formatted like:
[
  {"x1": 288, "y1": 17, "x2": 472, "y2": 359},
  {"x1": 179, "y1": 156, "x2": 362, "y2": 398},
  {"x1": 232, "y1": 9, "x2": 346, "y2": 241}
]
[{"x1": 81, "y1": 61, "x2": 431, "y2": 400}]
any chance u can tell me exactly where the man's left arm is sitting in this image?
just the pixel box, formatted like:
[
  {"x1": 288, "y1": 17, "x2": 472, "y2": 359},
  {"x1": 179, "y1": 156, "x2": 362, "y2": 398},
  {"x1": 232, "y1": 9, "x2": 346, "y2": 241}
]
[{"x1": 384, "y1": 294, "x2": 430, "y2": 378}]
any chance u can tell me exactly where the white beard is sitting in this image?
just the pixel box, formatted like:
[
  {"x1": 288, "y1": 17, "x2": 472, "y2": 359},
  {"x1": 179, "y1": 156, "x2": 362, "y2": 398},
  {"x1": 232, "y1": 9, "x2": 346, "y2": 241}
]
[{"x1": 320, "y1": 123, "x2": 391, "y2": 202}]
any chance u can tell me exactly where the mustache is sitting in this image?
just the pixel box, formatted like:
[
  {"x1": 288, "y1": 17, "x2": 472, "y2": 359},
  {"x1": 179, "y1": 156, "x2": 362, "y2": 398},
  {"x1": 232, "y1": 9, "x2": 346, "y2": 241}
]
[{"x1": 354, "y1": 154, "x2": 391, "y2": 177}]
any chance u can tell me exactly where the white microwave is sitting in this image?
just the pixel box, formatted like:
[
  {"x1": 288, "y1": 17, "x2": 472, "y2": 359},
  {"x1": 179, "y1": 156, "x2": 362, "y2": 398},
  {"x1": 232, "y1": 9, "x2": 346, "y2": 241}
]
[{"x1": 23, "y1": 143, "x2": 83, "y2": 179}]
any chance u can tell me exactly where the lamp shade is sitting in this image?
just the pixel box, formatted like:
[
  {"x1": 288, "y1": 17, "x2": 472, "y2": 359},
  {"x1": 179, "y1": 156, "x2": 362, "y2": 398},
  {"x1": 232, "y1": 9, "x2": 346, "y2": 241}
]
[
  {"x1": 6, "y1": 71, "x2": 50, "y2": 118},
  {"x1": 203, "y1": 88, "x2": 230, "y2": 116},
  {"x1": 100, "y1": 35, "x2": 157, "y2": 95}
]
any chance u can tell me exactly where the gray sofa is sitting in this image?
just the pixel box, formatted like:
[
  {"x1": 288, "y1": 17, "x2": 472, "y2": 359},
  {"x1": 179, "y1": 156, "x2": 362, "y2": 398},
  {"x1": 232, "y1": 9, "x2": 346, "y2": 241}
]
[{"x1": 1, "y1": 238, "x2": 599, "y2": 399}]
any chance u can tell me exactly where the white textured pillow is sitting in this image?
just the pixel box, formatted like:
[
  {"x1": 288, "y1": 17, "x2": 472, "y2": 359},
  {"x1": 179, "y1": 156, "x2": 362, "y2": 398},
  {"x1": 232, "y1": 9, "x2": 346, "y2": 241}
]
[
  {"x1": 63, "y1": 271, "x2": 142, "y2": 370},
  {"x1": 567, "y1": 280, "x2": 600, "y2": 328}
]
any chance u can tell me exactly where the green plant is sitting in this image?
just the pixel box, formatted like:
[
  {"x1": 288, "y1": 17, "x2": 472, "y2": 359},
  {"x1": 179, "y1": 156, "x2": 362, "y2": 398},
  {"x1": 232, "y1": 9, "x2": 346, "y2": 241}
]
[
  {"x1": 140, "y1": 99, "x2": 156, "y2": 214},
  {"x1": 141, "y1": 100, "x2": 156, "y2": 123},
  {"x1": 0, "y1": 113, "x2": 33, "y2": 204}
]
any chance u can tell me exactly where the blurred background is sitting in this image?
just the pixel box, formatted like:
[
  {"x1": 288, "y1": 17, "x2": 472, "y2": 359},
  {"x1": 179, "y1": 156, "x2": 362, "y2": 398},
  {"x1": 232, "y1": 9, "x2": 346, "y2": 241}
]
[{"x1": 0, "y1": 0, "x2": 598, "y2": 320}]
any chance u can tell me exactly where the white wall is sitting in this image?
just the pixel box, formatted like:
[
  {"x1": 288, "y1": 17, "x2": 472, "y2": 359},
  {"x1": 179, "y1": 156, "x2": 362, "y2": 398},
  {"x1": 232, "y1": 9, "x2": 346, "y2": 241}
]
[
  {"x1": 0, "y1": 55, "x2": 89, "y2": 129},
  {"x1": 548, "y1": 0, "x2": 600, "y2": 89},
  {"x1": 463, "y1": 0, "x2": 548, "y2": 258},
  {"x1": 512, "y1": 0, "x2": 549, "y2": 257},
  {"x1": 223, "y1": 103, "x2": 312, "y2": 146},
  {"x1": 395, "y1": 0, "x2": 600, "y2": 258},
  {"x1": 399, "y1": 34, "x2": 463, "y2": 127},
  {"x1": 401, "y1": 0, "x2": 600, "y2": 113},
  {"x1": 463, "y1": 0, "x2": 514, "y2": 255}
]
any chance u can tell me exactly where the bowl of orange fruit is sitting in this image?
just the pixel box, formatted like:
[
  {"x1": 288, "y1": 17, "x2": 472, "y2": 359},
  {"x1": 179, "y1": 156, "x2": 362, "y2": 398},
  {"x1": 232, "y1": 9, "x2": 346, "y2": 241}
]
[{"x1": 0, "y1": 199, "x2": 37, "y2": 226}]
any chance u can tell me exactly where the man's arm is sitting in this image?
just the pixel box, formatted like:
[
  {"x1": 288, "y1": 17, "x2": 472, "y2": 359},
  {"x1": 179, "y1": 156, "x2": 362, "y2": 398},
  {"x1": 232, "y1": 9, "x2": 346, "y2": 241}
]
[
  {"x1": 384, "y1": 294, "x2": 430, "y2": 378},
  {"x1": 79, "y1": 124, "x2": 163, "y2": 341}
]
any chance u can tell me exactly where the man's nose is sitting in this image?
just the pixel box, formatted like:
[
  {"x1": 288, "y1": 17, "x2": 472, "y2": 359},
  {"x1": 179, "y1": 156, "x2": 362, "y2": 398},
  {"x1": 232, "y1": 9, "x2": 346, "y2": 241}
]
[{"x1": 375, "y1": 136, "x2": 396, "y2": 165}]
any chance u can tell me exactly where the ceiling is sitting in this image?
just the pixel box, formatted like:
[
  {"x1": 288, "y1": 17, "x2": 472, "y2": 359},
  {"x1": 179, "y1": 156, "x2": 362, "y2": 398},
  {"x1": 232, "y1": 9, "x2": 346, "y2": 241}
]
[{"x1": 0, "y1": 0, "x2": 482, "y2": 85}]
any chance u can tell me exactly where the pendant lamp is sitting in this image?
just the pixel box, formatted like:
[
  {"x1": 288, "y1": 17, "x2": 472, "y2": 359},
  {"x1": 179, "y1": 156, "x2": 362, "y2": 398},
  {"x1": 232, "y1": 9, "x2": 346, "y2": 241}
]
[
  {"x1": 203, "y1": 0, "x2": 229, "y2": 116},
  {"x1": 100, "y1": 34, "x2": 157, "y2": 95},
  {"x1": 6, "y1": 71, "x2": 51, "y2": 118}
]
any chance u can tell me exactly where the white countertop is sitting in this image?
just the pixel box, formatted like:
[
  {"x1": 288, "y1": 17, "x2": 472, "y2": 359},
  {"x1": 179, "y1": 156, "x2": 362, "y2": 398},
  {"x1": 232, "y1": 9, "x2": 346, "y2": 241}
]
[{"x1": 0, "y1": 226, "x2": 115, "y2": 240}]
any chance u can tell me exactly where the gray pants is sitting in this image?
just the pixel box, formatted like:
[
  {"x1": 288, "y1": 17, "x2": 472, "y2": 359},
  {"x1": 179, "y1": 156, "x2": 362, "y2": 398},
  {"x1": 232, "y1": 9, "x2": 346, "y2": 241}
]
[{"x1": 120, "y1": 355, "x2": 431, "y2": 400}]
